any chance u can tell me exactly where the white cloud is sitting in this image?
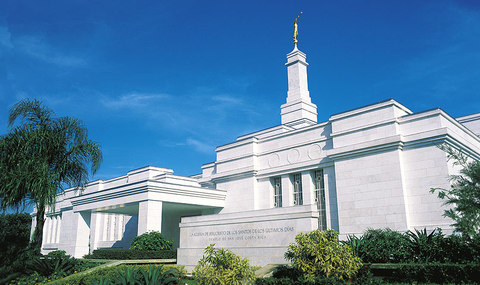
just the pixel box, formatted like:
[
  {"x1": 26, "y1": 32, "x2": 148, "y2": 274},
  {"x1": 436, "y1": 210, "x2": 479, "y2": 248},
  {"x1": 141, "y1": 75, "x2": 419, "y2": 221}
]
[
  {"x1": 101, "y1": 92, "x2": 170, "y2": 109},
  {"x1": 0, "y1": 26, "x2": 13, "y2": 49},
  {"x1": 0, "y1": 25, "x2": 87, "y2": 67},
  {"x1": 186, "y1": 138, "x2": 213, "y2": 154},
  {"x1": 14, "y1": 35, "x2": 87, "y2": 67},
  {"x1": 211, "y1": 95, "x2": 243, "y2": 105}
]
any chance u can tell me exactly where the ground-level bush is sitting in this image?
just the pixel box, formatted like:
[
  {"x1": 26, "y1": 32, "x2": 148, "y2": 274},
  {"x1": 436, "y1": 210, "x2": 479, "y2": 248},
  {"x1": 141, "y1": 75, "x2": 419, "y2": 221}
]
[
  {"x1": 130, "y1": 231, "x2": 173, "y2": 251},
  {"x1": 193, "y1": 244, "x2": 256, "y2": 285},
  {"x1": 84, "y1": 248, "x2": 177, "y2": 260},
  {"x1": 285, "y1": 229, "x2": 362, "y2": 280}
]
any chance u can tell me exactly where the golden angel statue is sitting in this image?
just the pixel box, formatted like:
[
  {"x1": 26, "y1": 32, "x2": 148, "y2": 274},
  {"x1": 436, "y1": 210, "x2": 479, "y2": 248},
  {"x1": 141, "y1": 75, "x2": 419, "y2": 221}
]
[{"x1": 293, "y1": 12, "x2": 302, "y2": 45}]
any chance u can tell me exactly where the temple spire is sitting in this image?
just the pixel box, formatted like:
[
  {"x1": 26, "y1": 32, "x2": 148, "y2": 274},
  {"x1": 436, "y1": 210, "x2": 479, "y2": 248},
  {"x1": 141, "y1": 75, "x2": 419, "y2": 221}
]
[{"x1": 281, "y1": 14, "x2": 317, "y2": 128}]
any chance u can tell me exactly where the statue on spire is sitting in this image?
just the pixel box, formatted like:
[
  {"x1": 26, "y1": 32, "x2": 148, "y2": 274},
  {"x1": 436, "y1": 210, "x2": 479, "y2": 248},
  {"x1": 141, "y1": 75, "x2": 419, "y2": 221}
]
[{"x1": 293, "y1": 12, "x2": 303, "y2": 46}]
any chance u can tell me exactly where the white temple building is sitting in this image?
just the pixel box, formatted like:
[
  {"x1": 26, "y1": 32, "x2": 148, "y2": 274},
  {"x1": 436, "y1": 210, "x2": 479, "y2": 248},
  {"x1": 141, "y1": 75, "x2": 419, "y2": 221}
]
[{"x1": 33, "y1": 43, "x2": 480, "y2": 269}]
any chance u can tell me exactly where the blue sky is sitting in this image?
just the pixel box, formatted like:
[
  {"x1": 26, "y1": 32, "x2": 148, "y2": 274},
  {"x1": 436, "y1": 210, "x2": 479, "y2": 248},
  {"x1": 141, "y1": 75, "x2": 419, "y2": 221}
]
[{"x1": 0, "y1": 0, "x2": 479, "y2": 181}]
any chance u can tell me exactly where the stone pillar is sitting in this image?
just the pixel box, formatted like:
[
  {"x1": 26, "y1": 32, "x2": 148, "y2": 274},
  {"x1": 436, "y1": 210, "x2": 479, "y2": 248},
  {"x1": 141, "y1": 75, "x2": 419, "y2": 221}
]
[
  {"x1": 72, "y1": 211, "x2": 91, "y2": 258},
  {"x1": 302, "y1": 171, "x2": 315, "y2": 205},
  {"x1": 324, "y1": 166, "x2": 339, "y2": 231},
  {"x1": 282, "y1": 175, "x2": 294, "y2": 207},
  {"x1": 138, "y1": 200, "x2": 163, "y2": 235},
  {"x1": 89, "y1": 211, "x2": 99, "y2": 253},
  {"x1": 280, "y1": 46, "x2": 317, "y2": 127}
]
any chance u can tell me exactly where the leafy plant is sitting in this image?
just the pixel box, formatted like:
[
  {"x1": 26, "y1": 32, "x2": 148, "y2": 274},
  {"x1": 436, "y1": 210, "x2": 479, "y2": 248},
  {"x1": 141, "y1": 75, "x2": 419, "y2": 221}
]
[
  {"x1": 341, "y1": 234, "x2": 365, "y2": 260},
  {"x1": 284, "y1": 229, "x2": 362, "y2": 280},
  {"x1": 114, "y1": 265, "x2": 141, "y2": 285},
  {"x1": 431, "y1": 144, "x2": 480, "y2": 238},
  {"x1": 130, "y1": 231, "x2": 173, "y2": 251},
  {"x1": 29, "y1": 254, "x2": 77, "y2": 277},
  {"x1": 406, "y1": 228, "x2": 445, "y2": 262},
  {"x1": 139, "y1": 265, "x2": 179, "y2": 285},
  {"x1": 193, "y1": 244, "x2": 256, "y2": 285}
]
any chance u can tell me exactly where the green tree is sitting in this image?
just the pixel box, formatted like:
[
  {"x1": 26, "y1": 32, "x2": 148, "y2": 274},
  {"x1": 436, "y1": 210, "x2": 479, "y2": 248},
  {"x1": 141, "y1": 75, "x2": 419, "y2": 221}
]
[
  {"x1": 431, "y1": 144, "x2": 480, "y2": 238},
  {"x1": 0, "y1": 99, "x2": 102, "y2": 250}
]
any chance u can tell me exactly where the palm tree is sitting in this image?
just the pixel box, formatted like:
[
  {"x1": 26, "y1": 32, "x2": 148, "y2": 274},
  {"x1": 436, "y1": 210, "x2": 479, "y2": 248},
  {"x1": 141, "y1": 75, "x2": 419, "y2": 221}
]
[{"x1": 0, "y1": 99, "x2": 102, "y2": 250}]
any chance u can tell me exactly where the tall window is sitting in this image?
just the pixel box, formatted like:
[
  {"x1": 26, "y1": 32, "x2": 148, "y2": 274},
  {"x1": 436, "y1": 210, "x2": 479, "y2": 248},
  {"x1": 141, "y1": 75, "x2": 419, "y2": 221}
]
[
  {"x1": 293, "y1": 173, "x2": 303, "y2": 205},
  {"x1": 314, "y1": 169, "x2": 327, "y2": 230},
  {"x1": 273, "y1": 177, "x2": 282, "y2": 207}
]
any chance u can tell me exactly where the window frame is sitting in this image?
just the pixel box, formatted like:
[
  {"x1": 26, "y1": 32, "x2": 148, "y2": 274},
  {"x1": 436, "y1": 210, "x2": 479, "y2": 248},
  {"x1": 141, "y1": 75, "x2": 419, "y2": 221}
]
[
  {"x1": 292, "y1": 173, "x2": 303, "y2": 206},
  {"x1": 272, "y1": 176, "x2": 282, "y2": 208},
  {"x1": 314, "y1": 169, "x2": 327, "y2": 230}
]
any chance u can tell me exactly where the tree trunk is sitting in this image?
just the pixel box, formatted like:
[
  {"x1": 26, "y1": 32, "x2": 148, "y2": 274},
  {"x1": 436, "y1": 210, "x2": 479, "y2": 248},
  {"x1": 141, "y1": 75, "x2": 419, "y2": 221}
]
[{"x1": 30, "y1": 203, "x2": 45, "y2": 252}]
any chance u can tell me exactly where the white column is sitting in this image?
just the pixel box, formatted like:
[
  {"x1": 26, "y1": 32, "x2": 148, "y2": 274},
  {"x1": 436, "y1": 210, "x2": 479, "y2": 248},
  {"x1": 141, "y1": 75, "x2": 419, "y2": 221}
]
[
  {"x1": 109, "y1": 214, "x2": 115, "y2": 241},
  {"x1": 51, "y1": 216, "x2": 57, "y2": 244},
  {"x1": 72, "y1": 211, "x2": 91, "y2": 258},
  {"x1": 44, "y1": 217, "x2": 51, "y2": 244},
  {"x1": 101, "y1": 214, "x2": 107, "y2": 241},
  {"x1": 282, "y1": 175, "x2": 294, "y2": 207},
  {"x1": 117, "y1": 215, "x2": 125, "y2": 240},
  {"x1": 302, "y1": 171, "x2": 315, "y2": 205},
  {"x1": 324, "y1": 166, "x2": 339, "y2": 231},
  {"x1": 55, "y1": 216, "x2": 61, "y2": 244},
  {"x1": 89, "y1": 211, "x2": 99, "y2": 253},
  {"x1": 137, "y1": 200, "x2": 163, "y2": 235}
]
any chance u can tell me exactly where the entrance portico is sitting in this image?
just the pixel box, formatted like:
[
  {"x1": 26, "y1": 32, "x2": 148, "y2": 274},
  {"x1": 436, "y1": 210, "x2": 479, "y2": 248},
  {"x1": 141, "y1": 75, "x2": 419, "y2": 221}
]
[{"x1": 38, "y1": 166, "x2": 226, "y2": 257}]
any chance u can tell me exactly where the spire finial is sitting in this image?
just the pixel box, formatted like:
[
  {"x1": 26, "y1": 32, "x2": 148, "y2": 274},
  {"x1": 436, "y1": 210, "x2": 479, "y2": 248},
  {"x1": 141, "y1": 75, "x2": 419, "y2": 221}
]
[{"x1": 293, "y1": 12, "x2": 303, "y2": 46}]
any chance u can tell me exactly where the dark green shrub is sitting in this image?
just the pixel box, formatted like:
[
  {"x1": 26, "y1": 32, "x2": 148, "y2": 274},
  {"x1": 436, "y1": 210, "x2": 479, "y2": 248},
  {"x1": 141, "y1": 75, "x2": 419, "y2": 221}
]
[
  {"x1": 272, "y1": 264, "x2": 302, "y2": 280},
  {"x1": 130, "y1": 231, "x2": 173, "y2": 251},
  {"x1": 193, "y1": 244, "x2": 256, "y2": 285},
  {"x1": 84, "y1": 248, "x2": 177, "y2": 259},
  {"x1": 359, "y1": 228, "x2": 410, "y2": 263},
  {"x1": 46, "y1": 250, "x2": 70, "y2": 258},
  {"x1": 285, "y1": 229, "x2": 362, "y2": 280},
  {"x1": 0, "y1": 247, "x2": 38, "y2": 284},
  {"x1": 0, "y1": 213, "x2": 32, "y2": 281},
  {"x1": 387, "y1": 263, "x2": 480, "y2": 283}
]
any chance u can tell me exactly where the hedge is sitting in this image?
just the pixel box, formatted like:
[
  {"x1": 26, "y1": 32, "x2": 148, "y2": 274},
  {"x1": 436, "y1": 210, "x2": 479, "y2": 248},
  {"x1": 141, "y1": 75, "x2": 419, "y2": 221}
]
[
  {"x1": 369, "y1": 263, "x2": 480, "y2": 283},
  {"x1": 84, "y1": 248, "x2": 177, "y2": 260}
]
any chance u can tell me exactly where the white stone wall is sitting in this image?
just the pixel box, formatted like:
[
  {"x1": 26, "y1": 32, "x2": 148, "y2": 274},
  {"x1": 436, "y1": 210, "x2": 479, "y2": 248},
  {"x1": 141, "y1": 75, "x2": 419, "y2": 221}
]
[
  {"x1": 335, "y1": 150, "x2": 408, "y2": 237},
  {"x1": 178, "y1": 204, "x2": 319, "y2": 270},
  {"x1": 400, "y1": 146, "x2": 453, "y2": 233}
]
